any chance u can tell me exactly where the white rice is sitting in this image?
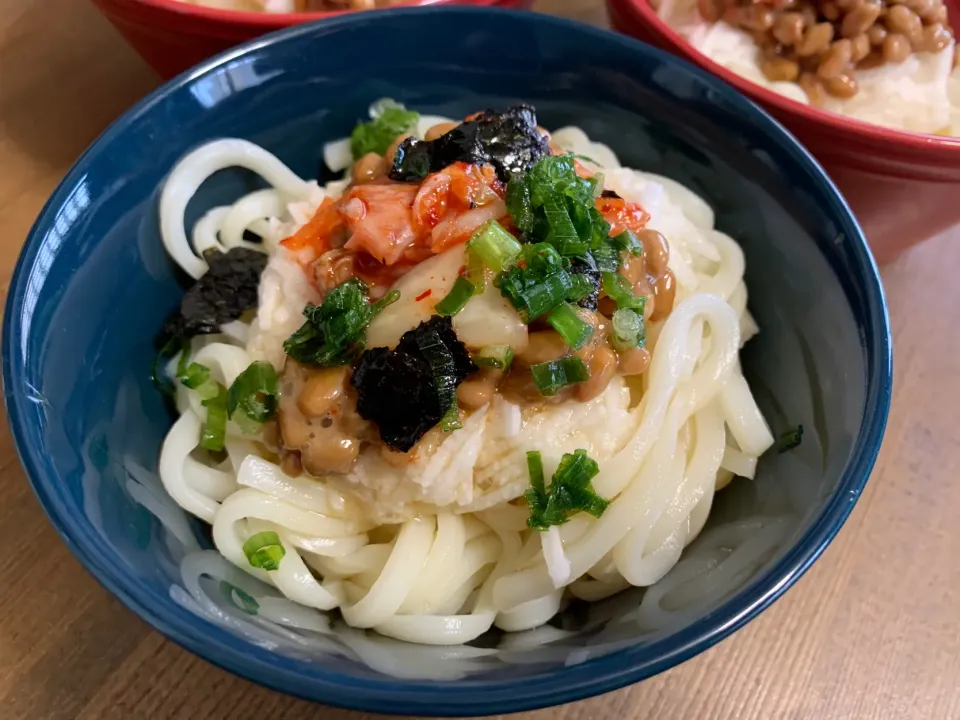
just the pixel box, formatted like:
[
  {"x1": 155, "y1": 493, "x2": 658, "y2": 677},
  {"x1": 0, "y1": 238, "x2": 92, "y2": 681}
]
[
  {"x1": 335, "y1": 378, "x2": 639, "y2": 524},
  {"x1": 658, "y1": 0, "x2": 960, "y2": 135}
]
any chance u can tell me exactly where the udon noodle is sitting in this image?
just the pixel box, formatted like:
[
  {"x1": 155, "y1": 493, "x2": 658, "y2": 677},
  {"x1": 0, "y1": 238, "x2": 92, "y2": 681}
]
[{"x1": 155, "y1": 104, "x2": 775, "y2": 645}]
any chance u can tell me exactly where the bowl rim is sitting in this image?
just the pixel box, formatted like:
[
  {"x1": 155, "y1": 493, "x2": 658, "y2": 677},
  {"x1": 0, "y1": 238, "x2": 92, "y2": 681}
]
[
  {"x1": 119, "y1": 0, "x2": 491, "y2": 26},
  {"x1": 4, "y1": 6, "x2": 893, "y2": 715},
  {"x1": 609, "y1": 0, "x2": 960, "y2": 154}
]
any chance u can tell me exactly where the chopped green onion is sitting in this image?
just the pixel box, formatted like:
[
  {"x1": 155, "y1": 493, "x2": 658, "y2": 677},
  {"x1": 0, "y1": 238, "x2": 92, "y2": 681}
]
[
  {"x1": 434, "y1": 276, "x2": 476, "y2": 317},
  {"x1": 200, "y1": 384, "x2": 228, "y2": 452},
  {"x1": 527, "y1": 450, "x2": 545, "y2": 487},
  {"x1": 473, "y1": 345, "x2": 514, "y2": 370},
  {"x1": 178, "y1": 361, "x2": 221, "y2": 402},
  {"x1": 176, "y1": 358, "x2": 228, "y2": 450},
  {"x1": 524, "y1": 450, "x2": 547, "y2": 509},
  {"x1": 283, "y1": 279, "x2": 398, "y2": 367},
  {"x1": 612, "y1": 229, "x2": 644, "y2": 256},
  {"x1": 152, "y1": 335, "x2": 186, "y2": 397},
  {"x1": 554, "y1": 450, "x2": 609, "y2": 518},
  {"x1": 374, "y1": 289, "x2": 401, "y2": 313},
  {"x1": 440, "y1": 404, "x2": 462, "y2": 432},
  {"x1": 369, "y1": 98, "x2": 405, "y2": 117},
  {"x1": 194, "y1": 375, "x2": 222, "y2": 402},
  {"x1": 530, "y1": 356, "x2": 590, "y2": 396},
  {"x1": 350, "y1": 100, "x2": 419, "y2": 159},
  {"x1": 415, "y1": 324, "x2": 462, "y2": 432},
  {"x1": 232, "y1": 412, "x2": 262, "y2": 437},
  {"x1": 566, "y1": 273, "x2": 597, "y2": 304},
  {"x1": 525, "y1": 448, "x2": 609, "y2": 530},
  {"x1": 180, "y1": 362, "x2": 211, "y2": 390},
  {"x1": 543, "y1": 195, "x2": 589, "y2": 256},
  {"x1": 464, "y1": 247, "x2": 486, "y2": 286},
  {"x1": 467, "y1": 220, "x2": 522, "y2": 272},
  {"x1": 777, "y1": 425, "x2": 804, "y2": 454},
  {"x1": 547, "y1": 302, "x2": 593, "y2": 350},
  {"x1": 504, "y1": 155, "x2": 611, "y2": 256},
  {"x1": 227, "y1": 361, "x2": 279, "y2": 423},
  {"x1": 611, "y1": 308, "x2": 646, "y2": 350},
  {"x1": 219, "y1": 581, "x2": 259, "y2": 615},
  {"x1": 601, "y1": 272, "x2": 646, "y2": 312},
  {"x1": 589, "y1": 243, "x2": 619, "y2": 273},
  {"x1": 243, "y1": 530, "x2": 285, "y2": 571},
  {"x1": 496, "y1": 243, "x2": 577, "y2": 322},
  {"x1": 510, "y1": 274, "x2": 573, "y2": 321}
]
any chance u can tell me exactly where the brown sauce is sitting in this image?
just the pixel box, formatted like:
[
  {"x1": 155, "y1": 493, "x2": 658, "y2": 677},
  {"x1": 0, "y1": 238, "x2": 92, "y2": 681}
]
[{"x1": 276, "y1": 360, "x2": 371, "y2": 476}]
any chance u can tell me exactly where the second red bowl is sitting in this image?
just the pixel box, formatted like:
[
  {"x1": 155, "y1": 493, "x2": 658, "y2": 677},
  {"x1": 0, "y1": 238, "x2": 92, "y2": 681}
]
[{"x1": 607, "y1": 0, "x2": 960, "y2": 264}]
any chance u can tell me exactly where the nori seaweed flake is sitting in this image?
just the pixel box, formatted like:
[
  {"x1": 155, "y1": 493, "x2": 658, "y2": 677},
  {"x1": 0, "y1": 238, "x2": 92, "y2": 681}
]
[
  {"x1": 351, "y1": 316, "x2": 477, "y2": 452},
  {"x1": 568, "y1": 257, "x2": 601, "y2": 311},
  {"x1": 388, "y1": 104, "x2": 551, "y2": 184},
  {"x1": 160, "y1": 247, "x2": 266, "y2": 343}
]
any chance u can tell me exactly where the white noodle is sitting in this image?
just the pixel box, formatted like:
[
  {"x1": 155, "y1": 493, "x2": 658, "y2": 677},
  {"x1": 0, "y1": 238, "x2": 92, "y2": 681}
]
[{"x1": 153, "y1": 121, "x2": 776, "y2": 645}]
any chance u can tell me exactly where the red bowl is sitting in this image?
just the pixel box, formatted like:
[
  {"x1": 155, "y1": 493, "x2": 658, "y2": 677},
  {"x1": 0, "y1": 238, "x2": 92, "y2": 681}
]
[
  {"x1": 607, "y1": 0, "x2": 960, "y2": 264},
  {"x1": 90, "y1": 0, "x2": 532, "y2": 80}
]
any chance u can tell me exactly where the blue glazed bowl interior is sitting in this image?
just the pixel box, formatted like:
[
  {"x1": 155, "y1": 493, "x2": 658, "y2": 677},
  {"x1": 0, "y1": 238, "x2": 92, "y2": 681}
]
[{"x1": 2, "y1": 8, "x2": 890, "y2": 716}]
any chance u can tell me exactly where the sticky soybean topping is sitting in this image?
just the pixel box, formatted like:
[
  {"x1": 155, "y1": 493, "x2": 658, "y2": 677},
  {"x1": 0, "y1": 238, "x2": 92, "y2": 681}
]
[{"x1": 707, "y1": 0, "x2": 957, "y2": 103}]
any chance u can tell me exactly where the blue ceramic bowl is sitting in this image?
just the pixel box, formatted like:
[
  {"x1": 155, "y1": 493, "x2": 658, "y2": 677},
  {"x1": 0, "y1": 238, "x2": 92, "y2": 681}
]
[{"x1": 3, "y1": 7, "x2": 891, "y2": 716}]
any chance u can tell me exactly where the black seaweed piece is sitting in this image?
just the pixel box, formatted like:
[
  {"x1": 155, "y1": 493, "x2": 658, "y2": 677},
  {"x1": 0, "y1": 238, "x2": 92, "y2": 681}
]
[
  {"x1": 160, "y1": 248, "x2": 266, "y2": 343},
  {"x1": 388, "y1": 105, "x2": 551, "y2": 183},
  {"x1": 569, "y1": 257, "x2": 600, "y2": 311},
  {"x1": 351, "y1": 316, "x2": 477, "y2": 452},
  {"x1": 600, "y1": 189, "x2": 623, "y2": 199}
]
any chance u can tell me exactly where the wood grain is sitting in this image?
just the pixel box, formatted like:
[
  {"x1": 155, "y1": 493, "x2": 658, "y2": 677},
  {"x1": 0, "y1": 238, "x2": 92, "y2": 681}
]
[{"x1": 1, "y1": 1, "x2": 958, "y2": 718}]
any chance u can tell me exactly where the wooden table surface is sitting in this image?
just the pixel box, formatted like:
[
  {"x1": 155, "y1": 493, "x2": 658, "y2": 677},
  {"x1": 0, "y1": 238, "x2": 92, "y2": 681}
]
[{"x1": 2, "y1": 1, "x2": 959, "y2": 718}]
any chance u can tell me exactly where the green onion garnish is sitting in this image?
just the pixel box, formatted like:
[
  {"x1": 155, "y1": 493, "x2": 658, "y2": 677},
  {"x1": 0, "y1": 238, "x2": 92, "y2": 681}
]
[
  {"x1": 589, "y1": 242, "x2": 619, "y2": 273},
  {"x1": 242, "y1": 530, "x2": 285, "y2": 571},
  {"x1": 496, "y1": 243, "x2": 578, "y2": 322},
  {"x1": 504, "y1": 155, "x2": 611, "y2": 257},
  {"x1": 200, "y1": 384, "x2": 228, "y2": 452},
  {"x1": 415, "y1": 323, "x2": 462, "y2": 432},
  {"x1": 350, "y1": 100, "x2": 419, "y2": 159},
  {"x1": 473, "y1": 345, "x2": 514, "y2": 370},
  {"x1": 232, "y1": 412, "x2": 262, "y2": 437},
  {"x1": 283, "y1": 279, "x2": 399, "y2": 367},
  {"x1": 467, "y1": 219, "x2": 522, "y2": 272},
  {"x1": 526, "y1": 450, "x2": 546, "y2": 506},
  {"x1": 543, "y1": 195, "x2": 589, "y2": 256},
  {"x1": 176, "y1": 357, "x2": 228, "y2": 450},
  {"x1": 219, "y1": 580, "x2": 259, "y2": 615},
  {"x1": 152, "y1": 335, "x2": 186, "y2": 397},
  {"x1": 464, "y1": 247, "x2": 486, "y2": 286},
  {"x1": 547, "y1": 302, "x2": 593, "y2": 350},
  {"x1": 612, "y1": 229, "x2": 644, "y2": 256},
  {"x1": 440, "y1": 404, "x2": 462, "y2": 433},
  {"x1": 180, "y1": 362, "x2": 211, "y2": 391},
  {"x1": 611, "y1": 308, "x2": 646, "y2": 351},
  {"x1": 227, "y1": 361, "x2": 279, "y2": 423},
  {"x1": 566, "y1": 272, "x2": 597, "y2": 304},
  {"x1": 434, "y1": 276, "x2": 476, "y2": 317},
  {"x1": 525, "y1": 448, "x2": 609, "y2": 530},
  {"x1": 600, "y1": 272, "x2": 646, "y2": 312},
  {"x1": 530, "y1": 356, "x2": 590, "y2": 396},
  {"x1": 777, "y1": 425, "x2": 804, "y2": 454}
]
